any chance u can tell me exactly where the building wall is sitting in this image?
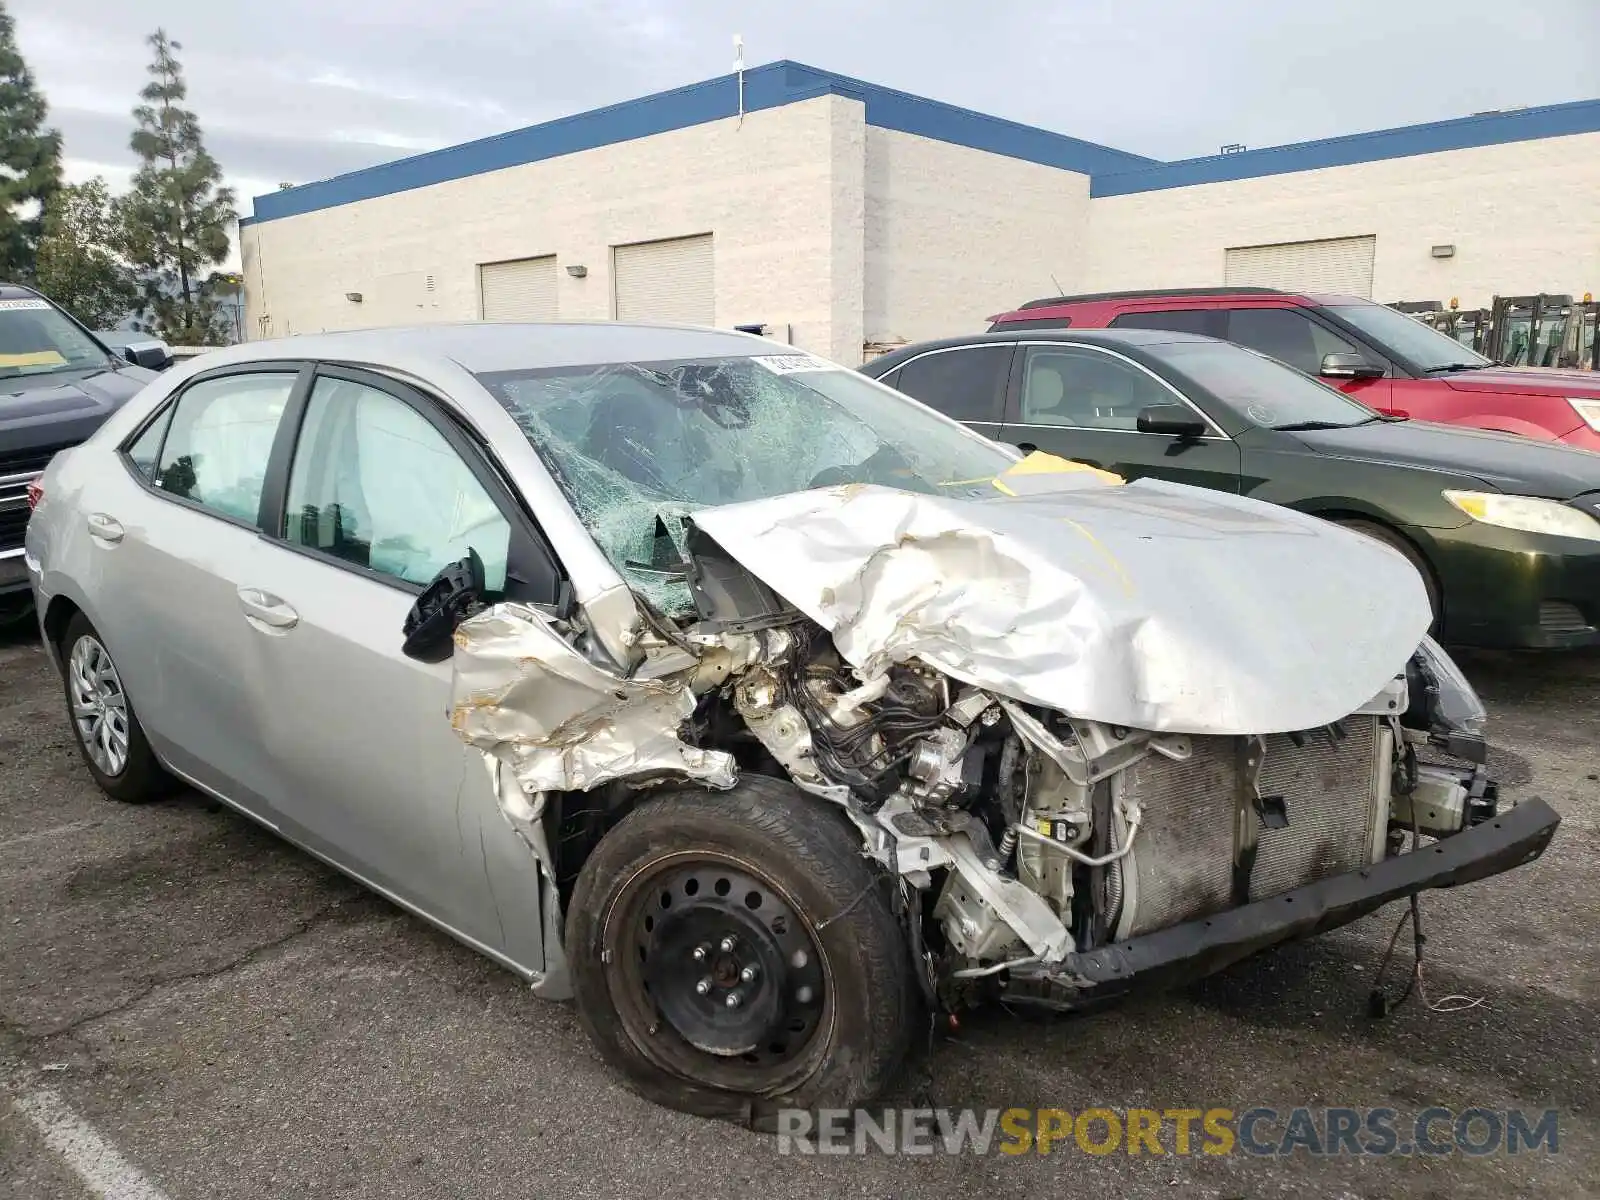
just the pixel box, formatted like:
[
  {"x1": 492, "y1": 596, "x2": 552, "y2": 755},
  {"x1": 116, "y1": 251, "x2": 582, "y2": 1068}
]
[
  {"x1": 863, "y1": 128, "x2": 1090, "y2": 348},
  {"x1": 241, "y1": 95, "x2": 868, "y2": 363},
  {"x1": 1083, "y1": 131, "x2": 1600, "y2": 306}
]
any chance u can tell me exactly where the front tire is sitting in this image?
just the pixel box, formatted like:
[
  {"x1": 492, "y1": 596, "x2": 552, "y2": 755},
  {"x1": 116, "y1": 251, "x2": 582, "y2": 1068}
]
[
  {"x1": 61, "y1": 613, "x2": 168, "y2": 803},
  {"x1": 567, "y1": 776, "x2": 916, "y2": 1126}
]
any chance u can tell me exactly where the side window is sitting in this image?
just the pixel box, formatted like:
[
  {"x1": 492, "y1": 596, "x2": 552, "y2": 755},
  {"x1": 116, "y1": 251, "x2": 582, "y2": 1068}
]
[
  {"x1": 1109, "y1": 309, "x2": 1223, "y2": 337},
  {"x1": 891, "y1": 346, "x2": 1011, "y2": 423},
  {"x1": 124, "y1": 402, "x2": 176, "y2": 481},
  {"x1": 1019, "y1": 347, "x2": 1182, "y2": 431},
  {"x1": 1225, "y1": 308, "x2": 1357, "y2": 376},
  {"x1": 283, "y1": 376, "x2": 511, "y2": 592},
  {"x1": 154, "y1": 373, "x2": 295, "y2": 522}
]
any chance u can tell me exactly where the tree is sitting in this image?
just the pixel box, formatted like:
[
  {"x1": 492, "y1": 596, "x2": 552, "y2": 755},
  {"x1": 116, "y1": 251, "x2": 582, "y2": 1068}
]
[
  {"x1": 35, "y1": 179, "x2": 139, "y2": 328},
  {"x1": 0, "y1": 1, "x2": 63, "y2": 281},
  {"x1": 119, "y1": 29, "x2": 236, "y2": 344}
]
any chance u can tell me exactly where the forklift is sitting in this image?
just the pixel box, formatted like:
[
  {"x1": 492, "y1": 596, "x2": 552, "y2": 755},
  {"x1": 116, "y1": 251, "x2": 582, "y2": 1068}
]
[{"x1": 1485, "y1": 293, "x2": 1574, "y2": 367}]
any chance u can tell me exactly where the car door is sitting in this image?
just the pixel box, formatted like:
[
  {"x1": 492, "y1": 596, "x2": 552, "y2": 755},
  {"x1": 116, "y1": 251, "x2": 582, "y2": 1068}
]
[
  {"x1": 90, "y1": 365, "x2": 304, "y2": 814},
  {"x1": 1222, "y1": 306, "x2": 1396, "y2": 411},
  {"x1": 239, "y1": 365, "x2": 560, "y2": 968},
  {"x1": 874, "y1": 343, "x2": 1013, "y2": 440},
  {"x1": 1001, "y1": 343, "x2": 1242, "y2": 492}
]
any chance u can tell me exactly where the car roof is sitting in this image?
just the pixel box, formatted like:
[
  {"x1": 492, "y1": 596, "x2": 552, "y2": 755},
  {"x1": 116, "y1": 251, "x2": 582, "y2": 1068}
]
[
  {"x1": 868, "y1": 327, "x2": 1215, "y2": 368},
  {"x1": 991, "y1": 287, "x2": 1373, "y2": 322},
  {"x1": 188, "y1": 321, "x2": 777, "y2": 374},
  {"x1": 0, "y1": 282, "x2": 46, "y2": 302}
]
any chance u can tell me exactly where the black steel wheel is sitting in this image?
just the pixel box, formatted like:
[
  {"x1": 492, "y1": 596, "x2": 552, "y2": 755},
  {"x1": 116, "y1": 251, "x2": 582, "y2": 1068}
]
[{"x1": 568, "y1": 775, "x2": 916, "y2": 1125}]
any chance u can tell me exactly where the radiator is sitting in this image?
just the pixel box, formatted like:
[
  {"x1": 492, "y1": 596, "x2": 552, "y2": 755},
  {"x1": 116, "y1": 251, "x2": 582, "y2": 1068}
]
[{"x1": 1113, "y1": 716, "x2": 1388, "y2": 940}]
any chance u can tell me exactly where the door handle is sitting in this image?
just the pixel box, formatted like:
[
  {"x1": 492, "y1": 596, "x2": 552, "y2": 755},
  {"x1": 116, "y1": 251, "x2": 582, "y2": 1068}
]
[
  {"x1": 86, "y1": 513, "x2": 124, "y2": 543},
  {"x1": 237, "y1": 587, "x2": 299, "y2": 630}
]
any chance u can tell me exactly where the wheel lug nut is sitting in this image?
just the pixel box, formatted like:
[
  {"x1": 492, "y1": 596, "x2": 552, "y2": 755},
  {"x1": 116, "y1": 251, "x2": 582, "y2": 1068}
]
[
  {"x1": 695, "y1": 978, "x2": 712, "y2": 996},
  {"x1": 692, "y1": 944, "x2": 708, "y2": 962},
  {"x1": 719, "y1": 935, "x2": 737, "y2": 953},
  {"x1": 739, "y1": 965, "x2": 758, "y2": 983},
  {"x1": 725, "y1": 991, "x2": 742, "y2": 1009}
]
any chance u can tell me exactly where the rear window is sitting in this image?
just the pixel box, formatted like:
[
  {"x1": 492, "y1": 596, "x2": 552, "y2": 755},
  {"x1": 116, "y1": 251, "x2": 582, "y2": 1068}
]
[
  {"x1": 890, "y1": 345, "x2": 1011, "y2": 423},
  {"x1": 1109, "y1": 309, "x2": 1222, "y2": 337},
  {"x1": 989, "y1": 315, "x2": 1073, "y2": 331}
]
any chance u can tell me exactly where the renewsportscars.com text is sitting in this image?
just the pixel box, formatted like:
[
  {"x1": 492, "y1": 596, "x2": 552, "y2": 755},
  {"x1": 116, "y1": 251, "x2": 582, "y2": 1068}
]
[{"x1": 775, "y1": 1106, "x2": 1560, "y2": 1157}]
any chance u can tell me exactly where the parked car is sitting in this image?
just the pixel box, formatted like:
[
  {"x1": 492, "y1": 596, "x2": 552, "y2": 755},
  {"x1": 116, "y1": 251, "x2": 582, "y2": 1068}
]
[
  {"x1": 986, "y1": 287, "x2": 1600, "y2": 451},
  {"x1": 862, "y1": 328, "x2": 1600, "y2": 650},
  {"x1": 26, "y1": 324, "x2": 1556, "y2": 1122},
  {"x1": 0, "y1": 284, "x2": 164, "y2": 611}
]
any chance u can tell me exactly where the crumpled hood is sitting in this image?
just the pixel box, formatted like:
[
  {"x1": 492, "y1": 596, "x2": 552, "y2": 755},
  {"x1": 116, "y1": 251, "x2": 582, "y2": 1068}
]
[{"x1": 690, "y1": 475, "x2": 1432, "y2": 736}]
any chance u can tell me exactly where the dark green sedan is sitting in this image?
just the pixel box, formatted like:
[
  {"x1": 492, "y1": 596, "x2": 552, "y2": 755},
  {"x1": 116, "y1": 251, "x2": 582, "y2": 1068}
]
[{"x1": 860, "y1": 329, "x2": 1600, "y2": 650}]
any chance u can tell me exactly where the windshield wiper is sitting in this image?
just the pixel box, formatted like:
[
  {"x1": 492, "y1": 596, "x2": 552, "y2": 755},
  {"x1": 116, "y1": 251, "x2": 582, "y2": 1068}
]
[
  {"x1": 1269, "y1": 420, "x2": 1360, "y2": 432},
  {"x1": 1422, "y1": 363, "x2": 1483, "y2": 374}
]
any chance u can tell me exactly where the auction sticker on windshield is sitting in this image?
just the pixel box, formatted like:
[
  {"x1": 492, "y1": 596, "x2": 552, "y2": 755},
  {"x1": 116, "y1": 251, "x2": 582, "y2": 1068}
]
[
  {"x1": 751, "y1": 353, "x2": 835, "y2": 375},
  {"x1": 0, "y1": 299, "x2": 51, "y2": 311}
]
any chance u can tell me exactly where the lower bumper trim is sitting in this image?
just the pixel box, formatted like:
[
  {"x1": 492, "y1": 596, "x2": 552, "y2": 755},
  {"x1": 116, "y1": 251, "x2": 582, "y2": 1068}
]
[{"x1": 1002, "y1": 795, "x2": 1560, "y2": 1010}]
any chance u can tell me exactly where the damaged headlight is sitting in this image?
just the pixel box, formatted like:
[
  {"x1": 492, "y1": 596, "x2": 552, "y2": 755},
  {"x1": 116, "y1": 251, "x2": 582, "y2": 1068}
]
[
  {"x1": 1404, "y1": 634, "x2": 1488, "y2": 762},
  {"x1": 1443, "y1": 490, "x2": 1600, "y2": 542}
]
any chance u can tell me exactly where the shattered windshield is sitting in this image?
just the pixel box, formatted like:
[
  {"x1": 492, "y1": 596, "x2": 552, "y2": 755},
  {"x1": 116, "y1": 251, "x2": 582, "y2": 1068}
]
[{"x1": 475, "y1": 352, "x2": 1014, "y2": 614}]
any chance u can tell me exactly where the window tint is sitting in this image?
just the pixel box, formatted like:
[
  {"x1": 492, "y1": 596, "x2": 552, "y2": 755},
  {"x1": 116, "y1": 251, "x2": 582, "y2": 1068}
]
[
  {"x1": 1225, "y1": 308, "x2": 1357, "y2": 376},
  {"x1": 154, "y1": 373, "x2": 294, "y2": 523},
  {"x1": 990, "y1": 317, "x2": 1072, "y2": 331},
  {"x1": 1019, "y1": 346, "x2": 1182, "y2": 431},
  {"x1": 891, "y1": 346, "x2": 1011, "y2": 422},
  {"x1": 1109, "y1": 309, "x2": 1221, "y2": 336},
  {"x1": 283, "y1": 376, "x2": 510, "y2": 591},
  {"x1": 124, "y1": 403, "x2": 176, "y2": 480}
]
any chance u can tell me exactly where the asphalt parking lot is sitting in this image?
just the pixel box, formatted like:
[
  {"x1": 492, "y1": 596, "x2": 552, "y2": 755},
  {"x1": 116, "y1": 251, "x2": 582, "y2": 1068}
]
[{"x1": 1, "y1": 618, "x2": 1596, "y2": 1199}]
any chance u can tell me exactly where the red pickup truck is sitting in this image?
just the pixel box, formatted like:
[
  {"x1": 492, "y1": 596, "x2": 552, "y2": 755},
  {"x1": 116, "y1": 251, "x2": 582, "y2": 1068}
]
[{"x1": 988, "y1": 288, "x2": 1600, "y2": 451}]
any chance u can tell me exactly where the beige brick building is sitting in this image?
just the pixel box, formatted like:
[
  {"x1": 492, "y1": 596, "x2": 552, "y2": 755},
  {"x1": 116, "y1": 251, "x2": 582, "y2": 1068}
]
[{"x1": 239, "y1": 62, "x2": 1600, "y2": 364}]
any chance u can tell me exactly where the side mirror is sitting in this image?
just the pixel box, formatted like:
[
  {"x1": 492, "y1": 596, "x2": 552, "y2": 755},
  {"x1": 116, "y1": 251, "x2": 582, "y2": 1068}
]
[
  {"x1": 1136, "y1": 403, "x2": 1208, "y2": 438},
  {"x1": 1319, "y1": 352, "x2": 1385, "y2": 380},
  {"x1": 123, "y1": 341, "x2": 173, "y2": 371},
  {"x1": 402, "y1": 548, "x2": 487, "y2": 662}
]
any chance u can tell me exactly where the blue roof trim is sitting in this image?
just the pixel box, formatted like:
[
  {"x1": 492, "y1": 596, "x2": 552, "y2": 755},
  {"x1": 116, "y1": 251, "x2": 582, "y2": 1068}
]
[
  {"x1": 249, "y1": 60, "x2": 1154, "y2": 223},
  {"x1": 1091, "y1": 97, "x2": 1600, "y2": 197}
]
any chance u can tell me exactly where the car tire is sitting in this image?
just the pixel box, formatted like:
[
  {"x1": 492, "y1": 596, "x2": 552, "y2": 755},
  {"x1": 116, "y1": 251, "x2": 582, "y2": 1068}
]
[
  {"x1": 567, "y1": 775, "x2": 917, "y2": 1127},
  {"x1": 1335, "y1": 519, "x2": 1441, "y2": 630},
  {"x1": 60, "y1": 613, "x2": 168, "y2": 803}
]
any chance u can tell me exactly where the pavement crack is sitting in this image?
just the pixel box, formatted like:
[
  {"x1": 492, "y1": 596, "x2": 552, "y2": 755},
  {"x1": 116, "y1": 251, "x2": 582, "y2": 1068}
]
[{"x1": 11, "y1": 891, "x2": 364, "y2": 1046}]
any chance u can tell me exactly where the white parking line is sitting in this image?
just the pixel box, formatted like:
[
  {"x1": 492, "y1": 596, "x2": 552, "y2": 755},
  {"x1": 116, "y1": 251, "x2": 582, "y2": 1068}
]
[{"x1": 13, "y1": 1089, "x2": 170, "y2": 1200}]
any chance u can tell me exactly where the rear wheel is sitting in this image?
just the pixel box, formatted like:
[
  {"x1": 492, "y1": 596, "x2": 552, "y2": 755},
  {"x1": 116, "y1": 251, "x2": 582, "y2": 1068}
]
[
  {"x1": 1335, "y1": 519, "x2": 1441, "y2": 632},
  {"x1": 61, "y1": 613, "x2": 168, "y2": 803},
  {"x1": 567, "y1": 776, "x2": 916, "y2": 1126}
]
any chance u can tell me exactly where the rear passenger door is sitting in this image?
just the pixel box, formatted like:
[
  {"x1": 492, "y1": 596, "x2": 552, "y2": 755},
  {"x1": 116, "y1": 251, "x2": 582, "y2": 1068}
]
[
  {"x1": 879, "y1": 344, "x2": 1013, "y2": 440},
  {"x1": 1003, "y1": 344, "x2": 1242, "y2": 492}
]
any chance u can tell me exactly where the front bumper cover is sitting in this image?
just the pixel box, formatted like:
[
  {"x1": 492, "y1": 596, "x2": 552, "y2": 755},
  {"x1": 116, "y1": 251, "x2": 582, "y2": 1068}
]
[{"x1": 1001, "y1": 795, "x2": 1561, "y2": 1010}]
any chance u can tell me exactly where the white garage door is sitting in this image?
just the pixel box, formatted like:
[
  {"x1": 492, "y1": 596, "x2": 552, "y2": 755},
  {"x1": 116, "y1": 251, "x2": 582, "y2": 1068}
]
[
  {"x1": 479, "y1": 256, "x2": 558, "y2": 321},
  {"x1": 1224, "y1": 235, "x2": 1377, "y2": 298},
  {"x1": 613, "y1": 234, "x2": 714, "y2": 324}
]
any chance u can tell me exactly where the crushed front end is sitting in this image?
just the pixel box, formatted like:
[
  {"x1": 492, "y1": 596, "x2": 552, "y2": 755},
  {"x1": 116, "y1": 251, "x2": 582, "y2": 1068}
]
[{"x1": 447, "y1": 469, "x2": 1560, "y2": 1017}]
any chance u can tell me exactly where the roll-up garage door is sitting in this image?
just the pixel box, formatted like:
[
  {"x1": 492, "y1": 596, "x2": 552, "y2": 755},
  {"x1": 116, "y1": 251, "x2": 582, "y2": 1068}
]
[
  {"x1": 1224, "y1": 235, "x2": 1377, "y2": 298},
  {"x1": 613, "y1": 234, "x2": 714, "y2": 324},
  {"x1": 479, "y1": 256, "x2": 558, "y2": 320}
]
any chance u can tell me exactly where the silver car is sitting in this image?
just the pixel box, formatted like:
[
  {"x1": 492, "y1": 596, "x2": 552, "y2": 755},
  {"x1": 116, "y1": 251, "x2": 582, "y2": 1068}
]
[{"x1": 24, "y1": 323, "x2": 1558, "y2": 1125}]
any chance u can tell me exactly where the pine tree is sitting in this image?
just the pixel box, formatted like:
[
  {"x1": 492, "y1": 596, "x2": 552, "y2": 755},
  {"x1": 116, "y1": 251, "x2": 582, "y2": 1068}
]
[
  {"x1": 36, "y1": 179, "x2": 138, "y2": 328},
  {"x1": 0, "y1": 1, "x2": 63, "y2": 281},
  {"x1": 119, "y1": 29, "x2": 236, "y2": 344}
]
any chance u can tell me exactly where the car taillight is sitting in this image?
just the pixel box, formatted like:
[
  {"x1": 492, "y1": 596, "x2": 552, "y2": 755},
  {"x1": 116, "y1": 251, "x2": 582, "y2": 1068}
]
[{"x1": 26, "y1": 480, "x2": 43, "y2": 510}]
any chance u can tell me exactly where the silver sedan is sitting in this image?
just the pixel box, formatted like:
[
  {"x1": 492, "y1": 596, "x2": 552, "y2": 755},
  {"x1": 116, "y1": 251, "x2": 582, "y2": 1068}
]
[{"x1": 23, "y1": 322, "x2": 1557, "y2": 1126}]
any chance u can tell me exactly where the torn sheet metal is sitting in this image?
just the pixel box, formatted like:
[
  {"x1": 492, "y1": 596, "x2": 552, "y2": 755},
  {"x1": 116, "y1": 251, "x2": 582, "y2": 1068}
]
[
  {"x1": 450, "y1": 603, "x2": 736, "y2": 793},
  {"x1": 689, "y1": 478, "x2": 1432, "y2": 736}
]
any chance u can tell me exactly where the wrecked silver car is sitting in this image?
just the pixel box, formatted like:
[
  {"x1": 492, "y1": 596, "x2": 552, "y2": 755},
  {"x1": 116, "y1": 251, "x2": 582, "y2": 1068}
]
[{"x1": 26, "y1": 324, "x2": 1559, "y2": 1125}]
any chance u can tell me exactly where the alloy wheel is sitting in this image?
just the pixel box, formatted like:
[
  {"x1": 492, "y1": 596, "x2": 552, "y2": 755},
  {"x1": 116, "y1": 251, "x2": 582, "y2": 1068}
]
[{"x1": 68, "y1": 634, "x2": 131, "y2": 778}]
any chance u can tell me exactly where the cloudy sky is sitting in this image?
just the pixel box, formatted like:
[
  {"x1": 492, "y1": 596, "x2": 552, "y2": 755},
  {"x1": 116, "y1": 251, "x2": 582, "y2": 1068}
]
[{"x1": 15, "y1": 0, "x2": 1600, "y2": 229}]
